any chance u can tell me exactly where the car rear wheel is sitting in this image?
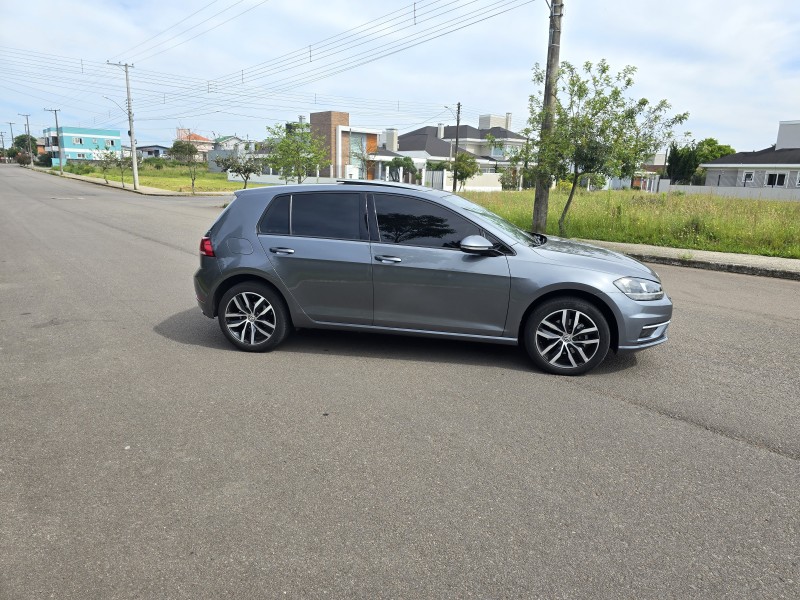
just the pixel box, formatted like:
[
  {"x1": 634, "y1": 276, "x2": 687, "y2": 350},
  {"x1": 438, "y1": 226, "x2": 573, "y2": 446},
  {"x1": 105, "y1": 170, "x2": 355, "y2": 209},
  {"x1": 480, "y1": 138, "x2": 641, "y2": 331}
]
[
  {"x1": 218, "y1": 282, "x2": 290, "y2": 352},
  {"x1": 524, "y1": 298, "x2": 610, "y2": 375}
]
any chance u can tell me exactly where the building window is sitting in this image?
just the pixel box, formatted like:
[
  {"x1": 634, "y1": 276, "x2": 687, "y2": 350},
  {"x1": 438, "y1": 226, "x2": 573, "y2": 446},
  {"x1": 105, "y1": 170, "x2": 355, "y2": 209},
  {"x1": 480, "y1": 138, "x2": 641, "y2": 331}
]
[
  {"x1": 106, "y1": 140, "x2": 116, "y2": 147},
  {"x1": 765, "y1": 172, "x2": 787, "y2": 187},
  {"x1": 92, "y1": 138, "x2": 98, "y2": 145},
  {"x1": 72, "y1": 137, "x2": 84, "y2": 144},
  {"x1": 742, "y1": 171, "x2": 754, "y2": 184},
  {"x1": 796, "y1": 172, "x2": 800, "y2": 187},
  {"x1": 76, "y1": 153, "x2": 86, "y2": 159}
]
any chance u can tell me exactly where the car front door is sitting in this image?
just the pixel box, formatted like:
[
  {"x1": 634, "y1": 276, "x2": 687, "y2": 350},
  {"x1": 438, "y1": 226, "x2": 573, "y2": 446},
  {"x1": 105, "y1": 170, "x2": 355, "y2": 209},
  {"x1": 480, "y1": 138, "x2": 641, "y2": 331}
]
[
  {"x1": 370, "y1": 193, "x2": 510, "y2": 336},
  {"x1": 257, "y1": 191, "x2": 373, "y2": 325}
]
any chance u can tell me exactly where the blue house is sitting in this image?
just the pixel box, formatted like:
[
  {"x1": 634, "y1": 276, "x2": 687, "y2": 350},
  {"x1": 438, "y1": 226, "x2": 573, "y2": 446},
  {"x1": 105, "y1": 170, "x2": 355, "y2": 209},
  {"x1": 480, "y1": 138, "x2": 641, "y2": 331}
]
[{"x1": 43, "y1": 126, "x2": 121, "y2": 166}]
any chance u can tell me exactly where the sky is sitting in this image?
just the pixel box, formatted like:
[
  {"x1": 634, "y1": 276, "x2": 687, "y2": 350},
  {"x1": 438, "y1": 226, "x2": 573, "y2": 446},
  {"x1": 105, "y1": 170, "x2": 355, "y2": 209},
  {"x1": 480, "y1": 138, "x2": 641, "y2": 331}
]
[{"x1": 1, "y1": 0, "x2": 799, "y2": 152}]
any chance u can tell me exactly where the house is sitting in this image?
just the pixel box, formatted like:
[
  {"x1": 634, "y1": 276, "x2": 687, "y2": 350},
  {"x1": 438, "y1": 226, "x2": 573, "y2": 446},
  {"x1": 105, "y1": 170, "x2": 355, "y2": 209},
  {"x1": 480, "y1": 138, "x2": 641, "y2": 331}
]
[
  {"x1": 42, "y1": 126, "x2": 121, "y2": 166},
  {"x1": 398, "y1": 115, "x2": 526, "y2": 173},
  {"x1": 214, "y1": 135, "x2": 246, "y2": 151},
  {"x1": 138, "y1": 144, "x2": 170, "y2": 159},
  {"x1": 174, "y1": 129, "x2": 213, "y2": 159},
  {"x1": 310, "y1": 111, "x2": 387, "y2": 179},
  {"x1": 702, "y1": 121, "x2": 800, "y2": 191}
]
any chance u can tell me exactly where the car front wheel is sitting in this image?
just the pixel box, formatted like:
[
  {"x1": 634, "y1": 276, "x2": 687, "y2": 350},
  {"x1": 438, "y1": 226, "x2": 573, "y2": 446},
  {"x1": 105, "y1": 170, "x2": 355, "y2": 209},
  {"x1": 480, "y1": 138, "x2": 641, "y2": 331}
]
[
  {"x1": 218, "y1": 282, "x2": 290, "y2": 352},
  {"x1": 524, "y1": 298, "x2": 610, "y2": 375}
]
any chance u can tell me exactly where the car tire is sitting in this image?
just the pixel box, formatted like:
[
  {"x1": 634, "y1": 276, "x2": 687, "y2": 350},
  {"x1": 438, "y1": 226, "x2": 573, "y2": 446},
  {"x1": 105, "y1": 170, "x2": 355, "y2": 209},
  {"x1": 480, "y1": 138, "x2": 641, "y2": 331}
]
[
  {"x1": 524, "y1": 297, "x2": 610, "y2": 375},
  {"x1": 218, "y1": 282, "x2": 290, "y2": 352}
]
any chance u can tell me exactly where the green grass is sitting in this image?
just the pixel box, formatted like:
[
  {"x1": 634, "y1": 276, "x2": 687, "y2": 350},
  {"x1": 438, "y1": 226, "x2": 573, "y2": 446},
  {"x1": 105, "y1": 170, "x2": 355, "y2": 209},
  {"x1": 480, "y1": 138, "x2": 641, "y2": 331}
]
[
  {"x1": 460, "y1": 188, "x2": 800, "y2": 259},
  {"x1": 55, "y1": 163, "x2": 266, "y2": 193},
  {"x1": 52, "y1": 163, "x2": 800, "y2": 258}
]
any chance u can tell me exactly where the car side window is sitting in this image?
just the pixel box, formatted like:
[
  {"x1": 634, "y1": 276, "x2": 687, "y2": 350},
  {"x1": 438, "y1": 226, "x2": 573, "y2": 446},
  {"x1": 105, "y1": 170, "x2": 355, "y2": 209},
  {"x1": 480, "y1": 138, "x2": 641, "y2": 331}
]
[
  {"x1": 258, "y1": 195, "x2": 290, "y2": 234},
  {"x1": 373, "y1": 193, "x2": 480, "y2": 249},
  {"x1": 291, "y1": 192, "x2": 361, "y2": 240}
]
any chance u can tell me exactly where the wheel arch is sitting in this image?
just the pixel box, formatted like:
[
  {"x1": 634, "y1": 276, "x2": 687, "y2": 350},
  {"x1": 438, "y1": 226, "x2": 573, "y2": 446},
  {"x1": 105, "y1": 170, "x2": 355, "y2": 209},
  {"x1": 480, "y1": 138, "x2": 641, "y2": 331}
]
[
  {"x1": 517, "y1": 288, "x2": 620, "y2": 353},
  {"x1": 211, "y1": 271, "x2": 291, "y2": 321}
]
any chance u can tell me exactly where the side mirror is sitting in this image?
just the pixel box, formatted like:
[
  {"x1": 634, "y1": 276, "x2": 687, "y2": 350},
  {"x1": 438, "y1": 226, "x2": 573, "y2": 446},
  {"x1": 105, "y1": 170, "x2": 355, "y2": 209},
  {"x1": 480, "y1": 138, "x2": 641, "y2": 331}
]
[{"x1": 459, "y1": 235, "x2": 495, "y2": 255}]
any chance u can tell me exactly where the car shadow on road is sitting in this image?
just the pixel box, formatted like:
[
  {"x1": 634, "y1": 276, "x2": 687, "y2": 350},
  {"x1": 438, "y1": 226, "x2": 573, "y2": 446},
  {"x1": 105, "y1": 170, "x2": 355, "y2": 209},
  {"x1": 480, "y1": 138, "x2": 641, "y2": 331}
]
[{"x1": 154, "y1": 308, "x2": 639, "y2": 375}]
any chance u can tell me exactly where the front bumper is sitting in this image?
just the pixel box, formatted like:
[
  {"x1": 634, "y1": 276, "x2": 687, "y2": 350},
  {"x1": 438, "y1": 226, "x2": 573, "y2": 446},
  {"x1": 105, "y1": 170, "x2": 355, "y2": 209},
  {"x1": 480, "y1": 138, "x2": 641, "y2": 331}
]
[{"x1": 613, "y1": 293, "x2": 673, "y2": 352}]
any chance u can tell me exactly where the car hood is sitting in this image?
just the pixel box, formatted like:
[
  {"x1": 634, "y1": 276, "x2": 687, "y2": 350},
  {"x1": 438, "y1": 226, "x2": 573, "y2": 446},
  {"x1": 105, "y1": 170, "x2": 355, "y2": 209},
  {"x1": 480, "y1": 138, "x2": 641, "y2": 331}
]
[{"x1": 531, "y1": 237, "x2": 660, "y2": 280}]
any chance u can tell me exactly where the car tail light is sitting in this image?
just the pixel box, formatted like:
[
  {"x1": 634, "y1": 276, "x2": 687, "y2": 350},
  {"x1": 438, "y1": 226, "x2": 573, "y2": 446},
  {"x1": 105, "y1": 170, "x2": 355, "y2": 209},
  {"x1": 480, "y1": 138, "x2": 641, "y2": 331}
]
[{"x1": 200, "y1": 236, "x2": 215, "y2": 257}]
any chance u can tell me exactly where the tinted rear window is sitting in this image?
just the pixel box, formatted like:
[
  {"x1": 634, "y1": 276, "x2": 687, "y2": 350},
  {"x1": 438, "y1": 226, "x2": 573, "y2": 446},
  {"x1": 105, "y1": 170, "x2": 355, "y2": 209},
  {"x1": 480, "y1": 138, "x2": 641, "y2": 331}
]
[
  {"x1": 258, "y1": 195, "x2": 290, "y2": 234},
  {"x1": 291, "y1": 192, "x2": 361, "y2": 240}
]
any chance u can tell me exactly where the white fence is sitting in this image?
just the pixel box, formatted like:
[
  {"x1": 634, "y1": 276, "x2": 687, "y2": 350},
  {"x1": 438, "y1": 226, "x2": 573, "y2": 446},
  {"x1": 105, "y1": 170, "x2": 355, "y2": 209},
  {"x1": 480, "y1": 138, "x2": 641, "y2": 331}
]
[{"x1": 662, "y1": 182, "x2": 800, "y2": 201}]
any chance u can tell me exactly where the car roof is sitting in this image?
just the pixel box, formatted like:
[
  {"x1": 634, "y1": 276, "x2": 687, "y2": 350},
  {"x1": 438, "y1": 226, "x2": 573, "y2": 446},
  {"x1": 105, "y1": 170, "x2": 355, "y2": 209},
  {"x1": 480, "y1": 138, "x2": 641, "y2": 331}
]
[{"x1": 233, "y1": 180, "x2": 454, "y2": 200}]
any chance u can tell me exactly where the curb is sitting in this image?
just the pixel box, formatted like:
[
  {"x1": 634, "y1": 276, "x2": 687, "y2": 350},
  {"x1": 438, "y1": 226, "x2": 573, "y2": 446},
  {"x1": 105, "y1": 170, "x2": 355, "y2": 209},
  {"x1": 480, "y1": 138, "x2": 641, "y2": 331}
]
[{"x1": 617, "y1": 253, "x2": 800, "y2": 282}]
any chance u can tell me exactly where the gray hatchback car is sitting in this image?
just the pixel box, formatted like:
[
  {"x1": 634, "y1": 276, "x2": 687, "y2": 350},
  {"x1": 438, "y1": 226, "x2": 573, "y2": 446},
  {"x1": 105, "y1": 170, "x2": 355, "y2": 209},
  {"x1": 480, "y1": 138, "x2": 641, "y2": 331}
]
[{"x1": 194, "y1": 181, "x2": 671, "y2": 375}]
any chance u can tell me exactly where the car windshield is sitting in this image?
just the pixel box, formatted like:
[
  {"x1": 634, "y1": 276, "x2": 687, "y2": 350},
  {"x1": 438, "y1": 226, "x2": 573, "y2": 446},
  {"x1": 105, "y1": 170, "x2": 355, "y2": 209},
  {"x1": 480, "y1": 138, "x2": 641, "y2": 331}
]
[{"x1": 445, "y1": 194, "x2": 546, "y2": 246}]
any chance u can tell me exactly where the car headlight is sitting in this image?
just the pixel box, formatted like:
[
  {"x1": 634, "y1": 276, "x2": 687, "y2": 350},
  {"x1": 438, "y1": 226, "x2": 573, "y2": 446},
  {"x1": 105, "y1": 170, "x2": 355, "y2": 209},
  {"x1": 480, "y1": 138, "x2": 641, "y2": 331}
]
[{"x1": 614, "y1": 277, "x2": 664, "y2": 301}]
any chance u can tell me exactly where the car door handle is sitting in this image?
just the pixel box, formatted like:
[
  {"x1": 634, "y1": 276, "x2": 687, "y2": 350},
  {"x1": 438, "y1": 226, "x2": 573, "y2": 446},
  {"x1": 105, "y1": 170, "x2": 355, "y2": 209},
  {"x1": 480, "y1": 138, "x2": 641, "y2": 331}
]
[
  {"x1": 269, "y1": 247, "x2": 295, "y2": 255},
  {"x1": 374, "y1": 255, "x2": 402, "y2": 264}
]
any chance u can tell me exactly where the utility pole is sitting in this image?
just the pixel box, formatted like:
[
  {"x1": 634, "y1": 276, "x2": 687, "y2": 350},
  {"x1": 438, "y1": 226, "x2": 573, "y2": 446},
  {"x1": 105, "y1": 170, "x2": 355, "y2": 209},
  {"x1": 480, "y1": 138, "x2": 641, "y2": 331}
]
[
  {"x1": 451, "y1": 101, "x2": 461, "y2": 192},
  {"x1": 533, "y1": 0, "x2": 563, "y2": 232},
  {"x1": 18, "y1": 113, "x2": 34, "y2": 165},
  {"x1": 7, "y1": 122, "x2": 15, "y2": 147},
  {"x1": 108, "y1": 61, "x2": 139, "y2": 190},
  {"x1": 1, "y1": 132, "x2": 5, "y2": 151},
  {"x1": 44, "y1": 108, "x2": 63, "y2": 175}
]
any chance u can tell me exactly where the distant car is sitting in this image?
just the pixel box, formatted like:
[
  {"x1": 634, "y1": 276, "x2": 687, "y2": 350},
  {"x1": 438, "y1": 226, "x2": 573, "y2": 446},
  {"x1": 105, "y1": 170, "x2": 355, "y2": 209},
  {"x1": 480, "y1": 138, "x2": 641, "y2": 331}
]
[{"x1": 194, "y1": 181, "x2": 671, "y2": 375}]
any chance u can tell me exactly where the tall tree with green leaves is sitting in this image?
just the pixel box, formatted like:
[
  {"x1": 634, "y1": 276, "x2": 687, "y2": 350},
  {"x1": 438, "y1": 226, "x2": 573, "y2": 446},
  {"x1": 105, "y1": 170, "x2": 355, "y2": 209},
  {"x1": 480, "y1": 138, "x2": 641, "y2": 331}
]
[
  {"x1": 388, "y1": 156, "x2": 417, "y2": 182},
  {"x1": 695, "y1": 138, "x2": 736, "y2": 165},
  {"x1": 96, "y1": 148, "x2": 118, "y2": 183},
  {"x1": 528, "y1": 59, "x2": 688, "y2": 235},
  {"x1": 265, "y1": 123, "x2": 329, "y2": 184},
  {"x1": 453, "y1": 152, "x2": 480, "y2": 191},
  {"x1": 666, "y1": 142, "x2": 701, "y2": 185},
  {"x1": 170, "y1": 140, "x2": 201, "y2": 194},
  {"x1": 13, "y1": 134, "x2": 37, "y2": 156},
  {"x1": 214, "y1": 153, "x2": 266, "y2": 189}
]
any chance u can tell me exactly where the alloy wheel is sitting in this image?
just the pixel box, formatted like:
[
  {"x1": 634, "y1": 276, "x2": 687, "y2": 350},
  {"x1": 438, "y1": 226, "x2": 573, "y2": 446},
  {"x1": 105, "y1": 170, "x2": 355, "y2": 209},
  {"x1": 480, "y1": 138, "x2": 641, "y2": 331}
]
[
  {"x1": 535, "y1": 308, "x2": 601, "y2": 370},
  {"x1": 223, "y1": 291, "x2": 276, "y2": 346}
]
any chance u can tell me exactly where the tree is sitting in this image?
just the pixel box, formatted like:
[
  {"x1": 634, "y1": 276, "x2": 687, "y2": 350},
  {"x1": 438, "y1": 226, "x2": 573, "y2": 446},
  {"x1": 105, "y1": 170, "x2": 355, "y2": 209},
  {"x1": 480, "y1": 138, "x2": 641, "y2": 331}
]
[
  {"x1": 14, "y1": 134, "x2": 37, "y2": 157},
  {"x1": 96, "y1": 148, "x2": 118, "y2": 184},
  {"x1": 695, "y1": 138, "x2": 735, "y2": 165},
  {"x1": 388, "y1": 156, "x2": 417, "y2": 182},
  {"x1": 265, "y1": 123, "x2": 329, "y2": 184},
  {"x1": 666, "y1": 142, "x2": 701, "y2": 185},
  {"x1": 170, "y1": 140, "x2": 201, "y2": 194},
  {"x1": 15, "y1": 152, "x2": 32, "y2": 166},
  {"x1": 350, "y1": 139, "x2": 379, "y2": 180},
  {"x1": 453, "y1": 152, "x2": 480, "y2": 191},
  {"x1": 214, "y1": 153, "x2": 266, "y2": 189},
  {"x1": 528, "y1": 59, "x2": 688, "y2": 235},
  {"x1": 115, "y1": 153, "x2": 130, "y2": 188}
]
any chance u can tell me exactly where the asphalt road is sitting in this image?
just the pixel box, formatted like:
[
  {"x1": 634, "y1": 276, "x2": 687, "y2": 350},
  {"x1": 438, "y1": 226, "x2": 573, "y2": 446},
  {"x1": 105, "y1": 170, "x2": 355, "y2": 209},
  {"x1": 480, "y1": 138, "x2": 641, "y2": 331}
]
[{"x1": 1, "y1": 165, "x2": 798, "y2": 599}]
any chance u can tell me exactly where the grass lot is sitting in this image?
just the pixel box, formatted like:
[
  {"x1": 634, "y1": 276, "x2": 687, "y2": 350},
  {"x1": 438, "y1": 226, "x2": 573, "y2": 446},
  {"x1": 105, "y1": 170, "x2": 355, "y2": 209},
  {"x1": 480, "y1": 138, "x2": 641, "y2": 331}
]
[
  {"x1": 460, "y1": 189, "x2": 800, "y2": 259},
  {"x1": 56, "y1": 162, "x2": 266, "y2": 193},
  {"x1": 53, "y1": 162, "x2": 800, "y2": 258}
]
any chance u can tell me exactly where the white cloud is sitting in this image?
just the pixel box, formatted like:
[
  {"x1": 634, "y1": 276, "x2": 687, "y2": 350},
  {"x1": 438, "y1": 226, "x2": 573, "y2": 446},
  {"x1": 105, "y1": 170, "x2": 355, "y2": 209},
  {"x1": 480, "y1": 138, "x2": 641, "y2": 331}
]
[{"x1": 1, "y1": 0, "x2": 797, "y2": 149}]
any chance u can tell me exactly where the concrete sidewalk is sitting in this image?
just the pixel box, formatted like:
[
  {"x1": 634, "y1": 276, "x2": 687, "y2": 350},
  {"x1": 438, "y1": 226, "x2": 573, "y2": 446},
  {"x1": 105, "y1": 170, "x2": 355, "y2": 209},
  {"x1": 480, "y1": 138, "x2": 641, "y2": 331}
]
[{"x1": 586, "y1": 239, "x2": 800, "y2": 281}]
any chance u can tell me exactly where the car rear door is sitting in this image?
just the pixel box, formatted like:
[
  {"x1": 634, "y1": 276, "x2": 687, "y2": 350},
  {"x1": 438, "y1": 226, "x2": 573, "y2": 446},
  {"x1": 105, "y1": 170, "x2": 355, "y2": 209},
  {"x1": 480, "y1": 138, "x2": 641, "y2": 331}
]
[{"x1": 257, "y1": 191, "x2": 373, "y2": 325}]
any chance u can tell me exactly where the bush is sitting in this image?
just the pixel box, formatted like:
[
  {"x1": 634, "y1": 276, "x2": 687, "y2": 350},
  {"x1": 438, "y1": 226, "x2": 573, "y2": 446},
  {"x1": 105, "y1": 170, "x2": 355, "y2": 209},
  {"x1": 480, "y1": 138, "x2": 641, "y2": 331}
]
[
  {"x1": 64, "y1": 162, "x2": 95, "y2": 176},
  {"x1": 36, "y1": 154, "x2": 52, "y2": 167},
  {"x1": 15, "y1": 152, "x2": 32, "y2": 166},
  {"x1": 142, "y1": 157, "x2": 167, "y2": 170}
]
